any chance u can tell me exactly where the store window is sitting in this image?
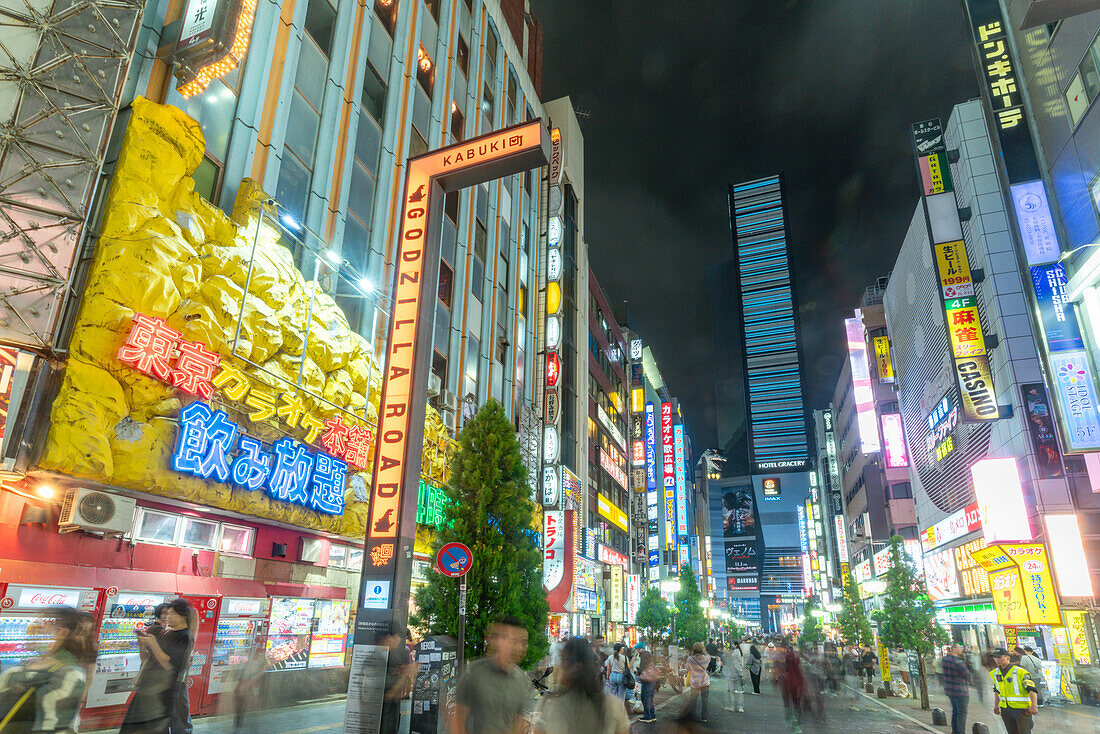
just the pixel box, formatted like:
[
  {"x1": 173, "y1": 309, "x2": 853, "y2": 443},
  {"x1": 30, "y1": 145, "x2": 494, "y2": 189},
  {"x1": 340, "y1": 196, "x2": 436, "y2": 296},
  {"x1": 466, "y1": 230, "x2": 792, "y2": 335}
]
[
  {"x1": 135, "y1": 509, "x2": 178, "y2": 544},
  {"x1": 1065, "y1": 31, "x2": 1100, "y2": 128},
  {"x1": 438, "y1": 260, "x2": 453, "y2": 307},
  {"x1": 329, "y1": 544, "x2": 348, "y2": 568},
  {"x1": 374, "y1": 0, "x2": 396, "y2": 34},
  {"x1": 220, "y1": 524, "x2": 255, "y2": 555},
  {"x1": 457, "y1": 35, "x2": 469, "y2": 77},
  {"x1": 175, "y1": 64, "x2": 245, "y2": 204},
  {"x1": 348, "y1": 546, "x2": 364, "y2": 569},
  {"x1": 451, "y1": 102, "x2": 465, "y2": 142},
  {"x1": 181, "y1": 517, "x2": 219, "y2": 549},
  {"x1": 416, "y1": 46, "x2": 435, "y2": 96}
]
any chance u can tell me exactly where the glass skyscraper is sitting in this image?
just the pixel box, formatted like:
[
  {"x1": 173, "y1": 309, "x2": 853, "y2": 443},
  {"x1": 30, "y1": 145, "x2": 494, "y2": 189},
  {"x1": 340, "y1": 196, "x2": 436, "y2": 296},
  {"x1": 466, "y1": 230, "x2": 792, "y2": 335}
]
[{"x1": 728, "y1": 175, "x2": 811, "y2": 473}]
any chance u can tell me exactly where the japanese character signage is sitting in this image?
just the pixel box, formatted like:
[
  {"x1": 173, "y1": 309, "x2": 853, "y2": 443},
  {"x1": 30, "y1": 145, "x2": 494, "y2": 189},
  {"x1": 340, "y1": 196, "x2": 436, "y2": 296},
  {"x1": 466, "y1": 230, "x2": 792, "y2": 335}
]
[
  {"x1": 918, "y1": 151, "x2": 953, "y2": 196},
  {"x1": 660, "y1": 402, "x2": 677, "y2": 557},
  {"x1": 366, "y1": 119, "x2": 548, "y2": 580},
  {"x1": 543, "y1": 510, "x2": 575, "y2": 613},
  {"x1": 912, "y1": 121, "x2": 1000, "y2": 424},
  {"x1": 971, "y1": 543, "x2": 1061, "y2": 626},
  {"x1": 1012, "y1": 181, "x2": 1060, "y2": 265},
  {"x1": 873, "y1": 336, "x2": 894, "y2": 384},
  {"x1": 1049, "y1": 350, "x2": 1100, "y2": 450},
  {"x1": 673, "y1": 424, "x2": 689, "y2": 538},
  {"x1": 117, "y1": 313, "x2": 372, "y2": 468},
  {"x1": 171, "y1": 0, "x2": 258, "y2": 98},
  {"x1": 173, "y1": 401, "x2": 346, "y2": 514}
]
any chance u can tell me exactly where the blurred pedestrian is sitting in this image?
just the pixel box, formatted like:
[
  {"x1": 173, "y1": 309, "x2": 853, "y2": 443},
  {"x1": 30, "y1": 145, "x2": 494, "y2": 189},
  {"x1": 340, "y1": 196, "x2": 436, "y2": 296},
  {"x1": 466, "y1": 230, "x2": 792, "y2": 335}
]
[
  {"x1": 942, "y1": 643, "x2": 970, "y2": 734},
  {"x1": 231, "y1": 640, "x2": 267, "y2": 734},
  {"x1": 723, "y1": 640, "x2": 744, "y2": 712},
  {"x1": 678, "y1": 642, "x2": 712, "y2": 723},
  {"x1": 859, "y1": 645, "x2": 877, "y2": 688},
  {"x1": 637, "y1": 649, "x2": 661, "y2": 723},
  {"x1": 452, "y1": 616, "x2": 531, "y2": 734},
  {"x1": 748, "y1": 644, "x2": 762, "y2": 694},
  {"x1": 822, "y1": 642, "x2": 843, "y2": 696},
  {"x1": 602, "y1": 643, "x2": 628, "y2": 700},
  {"x1": 533, "y1": 637, "x2": 629, "y2": 734},
  {"x1": 1017, "y1": 647, "x2": 1047, "y2": 706},
  {"x1": 0, "y1": 607, "x2": 97, "y2": 733},
  {"x1": 965, "y1": 646, "x2": 984, "y2": 703},
  {"x1": 120, "y1": 598, "x2": 195, "y2": 734},
  {"x1": 778, "y1": 642, "x2": 806, "y2": 734}
]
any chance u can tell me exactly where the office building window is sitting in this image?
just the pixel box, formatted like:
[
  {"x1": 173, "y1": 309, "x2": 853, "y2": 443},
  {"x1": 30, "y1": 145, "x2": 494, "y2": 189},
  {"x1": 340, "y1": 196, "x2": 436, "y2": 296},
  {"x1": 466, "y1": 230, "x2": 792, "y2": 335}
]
[
  {"x1": 374, "y1": 0, "x2": 396, "y2": 34},
  {"x1": 457, "y1": 35, "x2": 469, "y2": 77}
]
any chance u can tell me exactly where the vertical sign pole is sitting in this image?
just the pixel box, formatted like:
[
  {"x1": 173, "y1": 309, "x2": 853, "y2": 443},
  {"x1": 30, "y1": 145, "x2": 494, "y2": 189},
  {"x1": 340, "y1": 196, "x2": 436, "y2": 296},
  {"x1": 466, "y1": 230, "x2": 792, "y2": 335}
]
[{"x1": 457, "y1": 577, "x2": 466, "y2": 673}]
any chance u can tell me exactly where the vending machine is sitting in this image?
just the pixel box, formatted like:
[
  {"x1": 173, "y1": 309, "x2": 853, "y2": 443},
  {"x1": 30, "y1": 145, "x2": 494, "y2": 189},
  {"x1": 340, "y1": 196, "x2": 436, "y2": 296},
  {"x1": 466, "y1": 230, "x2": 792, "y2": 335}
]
[
  {"x1": 204, "y1": 596, "x2": 269, "y2": 706},
  {"x1": 0, "y1": 583, "x2": 103, "y2": 673},
  {"x1": 307, "y1": 598, "x2": 351, "y2": 669},
  {"x1": 180, "y1": 594, "x2": 220, "y2": 716},
  {"x1": 85, "y1": 591, "x2": 170, "y2": 709},
  {"x1": 265, "y1": 597, "x2": 315, "y2": 671}
]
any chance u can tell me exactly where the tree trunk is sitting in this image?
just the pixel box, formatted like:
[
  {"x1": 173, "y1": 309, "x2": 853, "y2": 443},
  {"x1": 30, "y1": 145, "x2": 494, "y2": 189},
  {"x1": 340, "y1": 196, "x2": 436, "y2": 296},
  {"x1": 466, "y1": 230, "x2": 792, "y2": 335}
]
[{"x1": 917, "y1": 653, "x2": 930, "y2": 710}]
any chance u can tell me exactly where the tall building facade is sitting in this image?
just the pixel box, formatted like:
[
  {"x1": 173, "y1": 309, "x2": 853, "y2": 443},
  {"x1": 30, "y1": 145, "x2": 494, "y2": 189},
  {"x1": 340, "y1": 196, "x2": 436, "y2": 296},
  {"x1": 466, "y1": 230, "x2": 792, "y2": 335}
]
[
  {"x1": 832, "y1": 281, "x2": 918, "y2": 566},
  {"x1": 728, "y1": 175, "x2": 812, "y2": 474},
  {"x1": 883, "y1": 100, "x2": 1083, "y2": 653}
]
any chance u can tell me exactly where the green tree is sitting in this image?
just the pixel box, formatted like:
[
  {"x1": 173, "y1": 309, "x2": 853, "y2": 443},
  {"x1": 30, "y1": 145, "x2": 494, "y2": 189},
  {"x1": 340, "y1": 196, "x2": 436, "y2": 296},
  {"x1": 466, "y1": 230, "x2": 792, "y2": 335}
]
[
  {"x1": 838, "y1": 570, "x2": 872, "y2": 647},
  {"x1": 873, "y1": 535, "x2": 949, "y2": 709},
  {"x1": 636, "y1": 586, "x2": 672, "y2": 644},
  {"x1": 673, "y1": 564, "x2": 708, "y2": 649},
  {"x1": 801, "y1": 598, "x2": 823, "y2": 648},
  {"x1": 410, "y1": 400, "x2": 548, "y2": 667}
]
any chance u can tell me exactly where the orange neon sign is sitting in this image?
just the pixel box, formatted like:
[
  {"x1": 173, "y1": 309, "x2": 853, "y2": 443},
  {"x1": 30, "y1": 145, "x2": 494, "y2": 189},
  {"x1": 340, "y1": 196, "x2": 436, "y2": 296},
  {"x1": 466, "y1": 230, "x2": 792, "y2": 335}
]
[{"x1": 367, "y1": 119, "x2": 549, "y2": 572}]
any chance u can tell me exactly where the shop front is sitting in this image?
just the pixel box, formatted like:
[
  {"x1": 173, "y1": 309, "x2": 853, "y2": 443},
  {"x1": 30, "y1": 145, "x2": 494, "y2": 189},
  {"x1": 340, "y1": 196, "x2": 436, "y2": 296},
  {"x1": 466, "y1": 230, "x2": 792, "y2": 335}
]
[{"x1": 0, "y1": 100, "x2": 455, "y2": 726}]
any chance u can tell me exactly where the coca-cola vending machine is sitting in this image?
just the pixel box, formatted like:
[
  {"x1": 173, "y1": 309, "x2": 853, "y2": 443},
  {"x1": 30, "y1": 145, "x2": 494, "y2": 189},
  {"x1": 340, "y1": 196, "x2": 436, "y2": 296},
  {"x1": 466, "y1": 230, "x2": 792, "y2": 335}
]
[
  {"x1": 181, "y1": 594, "x2": 220, "y2": 717},
  {"x1": 203, "y1": 596, "x2": 268, "y2": 710},
  {"x1": 84, "y1": 590, "x2": 171, "y2": 711},
  {"x1": 0, "y1": 583, "x2": 103, "y2": 673}
]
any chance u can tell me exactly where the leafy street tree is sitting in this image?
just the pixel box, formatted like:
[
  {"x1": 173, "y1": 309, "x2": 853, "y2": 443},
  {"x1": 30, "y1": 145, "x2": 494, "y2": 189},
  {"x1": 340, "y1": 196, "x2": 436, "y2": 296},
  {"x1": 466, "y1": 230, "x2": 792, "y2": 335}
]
[
  {"x1": 410, "y1": 400, "x2": 548, "y2": 667},
  {"x1": 801, "y1": 598, "x2": 823, "y2": 648},
  {"x1": 673, "y1": 564, "x2": 708, "y2": 649},
  {"x1": 873, "y1": 535, "x2": 949, "y2": 709},
  {"x1": 636, "y1": 586, "x2": 672, "y2": 644},
  {"x1": 838, "y1": 570, "x2": 873, "y2": 648}
]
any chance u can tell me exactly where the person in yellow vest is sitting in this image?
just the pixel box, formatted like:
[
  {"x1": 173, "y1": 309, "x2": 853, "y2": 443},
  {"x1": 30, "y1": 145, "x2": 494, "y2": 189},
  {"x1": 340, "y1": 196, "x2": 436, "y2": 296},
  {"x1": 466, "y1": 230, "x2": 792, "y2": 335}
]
[{"x1": 990, "y1": 647, "x2": 1039, "y2": 734}]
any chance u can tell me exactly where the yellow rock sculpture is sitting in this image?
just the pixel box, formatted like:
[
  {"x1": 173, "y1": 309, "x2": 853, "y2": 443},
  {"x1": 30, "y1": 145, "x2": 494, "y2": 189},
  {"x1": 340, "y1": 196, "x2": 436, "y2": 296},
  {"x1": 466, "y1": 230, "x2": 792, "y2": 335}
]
[{"x1": 40, "y1": 97, "x2": 457, "y2": 539}]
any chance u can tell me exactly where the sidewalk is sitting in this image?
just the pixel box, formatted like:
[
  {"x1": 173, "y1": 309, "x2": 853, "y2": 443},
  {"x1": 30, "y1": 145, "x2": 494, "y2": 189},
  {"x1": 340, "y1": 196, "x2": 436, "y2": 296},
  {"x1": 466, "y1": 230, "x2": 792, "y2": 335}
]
[{"x1": 853, "y1": 677, "x2": 1100, "y2": 733}]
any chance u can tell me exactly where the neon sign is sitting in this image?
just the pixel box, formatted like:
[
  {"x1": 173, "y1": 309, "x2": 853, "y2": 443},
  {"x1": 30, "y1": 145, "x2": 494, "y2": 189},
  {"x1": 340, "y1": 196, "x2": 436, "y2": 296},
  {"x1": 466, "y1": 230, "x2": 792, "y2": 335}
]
[
  {"x1": 173, "y1": 401, "x2": 345, "y2": 514},
  {"x1": 118, "y1": 313, "x2": 372, "y2": 468}
]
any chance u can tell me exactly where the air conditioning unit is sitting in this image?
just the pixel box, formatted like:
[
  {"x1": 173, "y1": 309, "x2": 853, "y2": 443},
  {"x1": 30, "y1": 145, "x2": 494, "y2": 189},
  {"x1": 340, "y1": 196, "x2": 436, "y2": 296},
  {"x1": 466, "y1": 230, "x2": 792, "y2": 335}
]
[
  {"x1": 428, "y1": 373, "x2": 442, "y2": 398},
  {"x1": 442, "y1": 390, "x2": 458, "y2": 413},
  {"x1": 58, "y1": 489, "x2": 136, "y2": 535}
]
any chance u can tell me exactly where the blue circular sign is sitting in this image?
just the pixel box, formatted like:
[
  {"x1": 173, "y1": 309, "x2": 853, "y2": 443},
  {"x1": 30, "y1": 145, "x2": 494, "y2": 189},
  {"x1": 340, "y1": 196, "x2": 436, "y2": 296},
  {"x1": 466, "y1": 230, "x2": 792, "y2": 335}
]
[{"x1": 436, "y1": 542, "x2": 473, "y2": 577}]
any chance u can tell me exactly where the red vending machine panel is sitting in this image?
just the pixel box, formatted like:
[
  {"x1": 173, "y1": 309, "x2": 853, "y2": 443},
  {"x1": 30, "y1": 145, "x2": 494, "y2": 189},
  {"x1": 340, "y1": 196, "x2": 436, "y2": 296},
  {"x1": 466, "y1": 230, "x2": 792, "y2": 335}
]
[
  {"x1": 0, "y1": 584, "x2": 103, "y2": 672},
  {"x1": 203, "y1": 596, "x2": 269, "y2": 710},
  {"x1": 182, "y1": 595, "x2": 220, "y2": 717},
  {"x1": 85, "y1": 591, "x2": 170, "y2": 709}
]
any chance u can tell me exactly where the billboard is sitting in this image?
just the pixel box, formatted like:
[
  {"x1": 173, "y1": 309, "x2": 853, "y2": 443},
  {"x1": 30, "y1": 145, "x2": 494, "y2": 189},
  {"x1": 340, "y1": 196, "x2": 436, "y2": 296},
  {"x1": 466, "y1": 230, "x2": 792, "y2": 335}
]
[
  {"x1": 874, "y1": 335, "x2": 894, "y2": 383},
  {"x1": 673, "y1": 424, "x2": 689, "y2": 537},
  {"x1": 1020, "y1": 384, "x2": 1064, "y2": 478},
  {"x1": 660, "y1": 402, "x2": 676, "y2": 556},
  {"x1": 972, "y1": 458, "x2": 1031, "y2": 542},
  {"x1": 881, "y1": 413, "x2": 908, "y2": 468},
  {"x1": 711, "y1": 480, "x2": 759, "y2": 593},
  {"x1": 845, "y1": 313, "x2": 881, "y2": 452}
]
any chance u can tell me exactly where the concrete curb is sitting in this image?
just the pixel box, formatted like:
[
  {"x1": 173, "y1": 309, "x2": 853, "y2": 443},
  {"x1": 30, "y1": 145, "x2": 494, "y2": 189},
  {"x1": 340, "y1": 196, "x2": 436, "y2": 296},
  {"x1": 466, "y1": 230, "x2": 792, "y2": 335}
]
[{"x1": 842, "y1": 682, "x2": 941, "y2": 734}]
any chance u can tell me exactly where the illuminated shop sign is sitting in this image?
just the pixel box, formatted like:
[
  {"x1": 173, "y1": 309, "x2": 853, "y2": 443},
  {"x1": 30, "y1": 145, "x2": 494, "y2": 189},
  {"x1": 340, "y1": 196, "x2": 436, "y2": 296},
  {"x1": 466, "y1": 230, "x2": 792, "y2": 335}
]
[
  {"x1": 762, "y1": 477, "x2": 780, "y2": 498},
  {"x1": 630, "y1": 339, "x2": 643, "y2": 360},
  {"x1": 673, "y1": 424, "x2": 689, "y2": 537},
  {"x1": 881, "y1": 414, "x2": 908, "y2": 468},
  {"x1": 546, "y1": 317, "x2": 561, "y2": 350},
  {"x1": 972, "y1": 457, "x2": 1031, "y2": 542},
  {"x1": 921, "y1": 502, "x2": 982, "y2": 552},
  {"x1": 597, "y1": 492, "x2": 628, "y2": 533},
  {"x1": 834, "y1": 516, "x2": 848, "y2": 563},
  {"x1": 548, "y1": 216, "x2": 562, "y2": 247},
  {"x1": 600, "y1": 447, "x2": 628, "y2": 490},
  {"x1": 660, "y1": 402, "x2": 676, "y2": 553},
  {"x1": 598, "y1": 542, "x2": 629, "y2": 571},
  {"x1": 954, "y1": 538, "x2": 991, "y2": 597},
  {"x1": 631, "y1": 439, "x2": 645, "y2": 466},
  {"x1": 118, "y1": 314, "x2": 372, "y2": 467},
  {"x1": 545, "y1": 353, "x2": 560, "y2": 387},
  {"x1": 416, "y1": 480, "x2": 452, "y2": 530},
  {"x1": 171, "y1": 0, "x2": 258, "y2": 97},
  {"x1": 845, "y1": 313, "x2": 881, "y2": 452},
  {"x1": 1031, "y1": 264, "x2": 1083, "y2": 352},
  {"x1": 797, "y1": 505, "x2": 808, "y2": 553},
  {"x1": 173, "y1": 401, "x2": 346, "y2": 514},
  {"x1": 873, "y1": 336, "x2": 894, "y2": 383},
  {"x1": 597, "y1": 404, "x2": 625, "y2": 448},
  {"x1": 542, "y1": 466, "x2": 560, "y2": 507}
]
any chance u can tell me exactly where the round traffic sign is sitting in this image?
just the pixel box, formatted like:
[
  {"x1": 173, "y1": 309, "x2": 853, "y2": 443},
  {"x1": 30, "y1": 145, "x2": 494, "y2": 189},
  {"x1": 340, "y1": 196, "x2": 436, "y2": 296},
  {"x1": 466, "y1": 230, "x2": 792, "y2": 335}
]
[{"x1": 436, "y1": 542, "x2": 473, "y2": 578}]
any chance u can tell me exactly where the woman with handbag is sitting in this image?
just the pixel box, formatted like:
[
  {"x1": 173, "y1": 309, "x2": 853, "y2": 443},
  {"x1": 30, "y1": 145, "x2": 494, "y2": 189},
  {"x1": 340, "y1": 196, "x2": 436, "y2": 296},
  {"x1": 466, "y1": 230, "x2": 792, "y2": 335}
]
[
  {"x1": 678, "y1": 643, "x2": 712, "y2": 723},
  {"x1": 120, "y1": 598, "x2": 196, "y2": 734},
  {"x1": 0, "y1": 607, "x2": 97, "y2": 734},
  {"x1": 601, "y1": 644, "x2": 629, "y2": 701}
]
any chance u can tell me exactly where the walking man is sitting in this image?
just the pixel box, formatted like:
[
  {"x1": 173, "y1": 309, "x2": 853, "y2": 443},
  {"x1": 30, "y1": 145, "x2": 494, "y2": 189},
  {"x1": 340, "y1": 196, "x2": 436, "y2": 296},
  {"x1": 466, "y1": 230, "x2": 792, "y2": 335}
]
[
  {"x1": 942, "y1": 643, "x2": 970, "y2": 734},
  {"x1": 990, "y1": 647, "x2": 1039, "y2": 734},
  {"x1": 452, "y1": 617, "x2": 532, "y2": 734}
]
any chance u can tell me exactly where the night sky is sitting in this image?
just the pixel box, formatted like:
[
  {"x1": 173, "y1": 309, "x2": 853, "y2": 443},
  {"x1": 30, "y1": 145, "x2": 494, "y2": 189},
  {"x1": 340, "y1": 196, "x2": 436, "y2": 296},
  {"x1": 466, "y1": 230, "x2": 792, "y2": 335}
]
[{"x1": 537, "y1": 1, "x2": 981, "y2": 450}]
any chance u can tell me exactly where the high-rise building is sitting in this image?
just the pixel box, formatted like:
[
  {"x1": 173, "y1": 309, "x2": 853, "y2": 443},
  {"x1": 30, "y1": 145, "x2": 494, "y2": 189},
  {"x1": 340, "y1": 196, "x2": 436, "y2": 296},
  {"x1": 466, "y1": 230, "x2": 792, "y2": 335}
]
[{"x1": 728, "y1": 175, "x2": 812, "y2": 475}]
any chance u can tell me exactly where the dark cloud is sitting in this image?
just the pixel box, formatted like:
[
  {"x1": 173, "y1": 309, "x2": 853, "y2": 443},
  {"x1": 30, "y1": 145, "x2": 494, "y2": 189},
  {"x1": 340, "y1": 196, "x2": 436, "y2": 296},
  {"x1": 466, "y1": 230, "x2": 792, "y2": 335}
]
[{"x1": 537, "y1": 0, "x2": 980, "y2": 449}]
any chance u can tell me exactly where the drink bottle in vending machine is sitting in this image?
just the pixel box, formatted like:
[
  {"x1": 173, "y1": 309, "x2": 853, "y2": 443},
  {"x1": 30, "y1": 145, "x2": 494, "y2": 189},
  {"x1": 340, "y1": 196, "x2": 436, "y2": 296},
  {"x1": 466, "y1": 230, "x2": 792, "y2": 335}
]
[
  {"x1": 0, "y1": 583, "x2": 103, "y2": 673},
  {"x1": 203, "y1": 597, "x2": 269, "y2": 709}
]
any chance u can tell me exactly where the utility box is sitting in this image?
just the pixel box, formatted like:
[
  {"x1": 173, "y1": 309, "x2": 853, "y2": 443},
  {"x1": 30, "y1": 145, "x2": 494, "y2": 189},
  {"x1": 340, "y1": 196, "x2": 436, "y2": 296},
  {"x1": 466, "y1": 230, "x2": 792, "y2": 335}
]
[{"x1": 409, "y1": 635, "x2": 458, "y2": 734}]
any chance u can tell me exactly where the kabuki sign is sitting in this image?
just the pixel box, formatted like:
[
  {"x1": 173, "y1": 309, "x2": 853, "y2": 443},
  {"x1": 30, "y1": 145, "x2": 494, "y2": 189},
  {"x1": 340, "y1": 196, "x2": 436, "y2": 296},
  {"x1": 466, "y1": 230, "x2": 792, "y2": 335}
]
[{"x1": 359, "y1": 120, "x2": 548, "y2": 594}]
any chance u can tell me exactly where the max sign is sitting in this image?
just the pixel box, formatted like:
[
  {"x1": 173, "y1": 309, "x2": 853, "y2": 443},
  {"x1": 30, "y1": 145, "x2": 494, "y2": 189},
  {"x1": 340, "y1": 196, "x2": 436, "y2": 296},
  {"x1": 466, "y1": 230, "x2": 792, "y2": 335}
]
[{"x1": 363, "y1": 120, "x2": 549, "y2": 578}]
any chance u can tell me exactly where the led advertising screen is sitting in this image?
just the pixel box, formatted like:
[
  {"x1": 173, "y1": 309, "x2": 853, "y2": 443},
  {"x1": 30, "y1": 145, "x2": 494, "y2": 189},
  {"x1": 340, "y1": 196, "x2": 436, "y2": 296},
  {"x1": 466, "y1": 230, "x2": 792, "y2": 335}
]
[
  {"x1": 308, "y1": 599, "x2": 350, "y2": 669},
  {"x1": 845, "y1": 313, "x2": 880, "y2": 453},
  {"x1": 266, "y1": 597, "x2": 315, "y2": 670},
  {"x1": 881, "y1": 413, "x2": 908, "y2": 468}
]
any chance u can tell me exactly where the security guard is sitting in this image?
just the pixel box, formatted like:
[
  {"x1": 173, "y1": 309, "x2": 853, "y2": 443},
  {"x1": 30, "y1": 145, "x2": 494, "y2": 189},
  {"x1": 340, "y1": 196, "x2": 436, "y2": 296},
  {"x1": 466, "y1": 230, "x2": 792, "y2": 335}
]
[{"x1": 990, "y1": 647, "x2": 1039, "y2": 734}]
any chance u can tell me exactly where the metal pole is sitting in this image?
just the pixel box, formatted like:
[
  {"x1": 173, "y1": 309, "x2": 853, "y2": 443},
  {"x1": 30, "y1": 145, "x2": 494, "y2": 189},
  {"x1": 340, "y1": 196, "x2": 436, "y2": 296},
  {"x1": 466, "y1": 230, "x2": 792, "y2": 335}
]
[{"x1": 458, "y1": 577, "x2": 467, "y2": 673}]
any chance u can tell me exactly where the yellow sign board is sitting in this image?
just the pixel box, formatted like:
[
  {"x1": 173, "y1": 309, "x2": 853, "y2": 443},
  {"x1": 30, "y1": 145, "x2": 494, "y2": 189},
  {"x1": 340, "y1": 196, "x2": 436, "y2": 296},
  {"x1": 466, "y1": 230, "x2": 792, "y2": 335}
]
[
  {"x1": 933, "y1": 240, "x2": 974, "y2": 298},
  {"x1": 953, "y1": 356, "x2": 999, "y2": 421},
  {"x1": 1066, "y1": 612, "x2": 1093, "y2": 665},
  {"x1": 876, "y1": 634, "x2": 892, "y2": 682},
  {"x1": 597, "y1": 492, "x2": 629, "y2": 532},
  {"x1": 946, "y1": 305, "x2": 987, "y2": 358},
  {"x1": 971, "y1": 544, "x2": 1062, "y2": 626},
  {"x1": 873, "y1": 336, "x2": 893, "y2": 382}
]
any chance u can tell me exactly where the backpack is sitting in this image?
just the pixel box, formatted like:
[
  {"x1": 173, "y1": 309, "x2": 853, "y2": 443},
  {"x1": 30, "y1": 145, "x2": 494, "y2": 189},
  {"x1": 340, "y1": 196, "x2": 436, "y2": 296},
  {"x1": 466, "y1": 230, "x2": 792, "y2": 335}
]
[{"x1": 0, "y1": 663, "x2": 62, "y2": 733}]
